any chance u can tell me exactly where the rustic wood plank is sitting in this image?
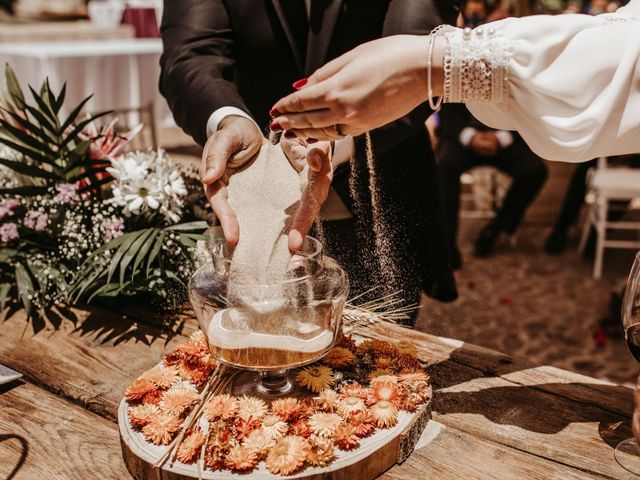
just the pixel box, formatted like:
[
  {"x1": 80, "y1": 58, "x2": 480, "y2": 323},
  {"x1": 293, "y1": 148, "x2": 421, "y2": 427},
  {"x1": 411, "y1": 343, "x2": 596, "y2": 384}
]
[
  {"x1": 358, "y1": 323, "x2": 633, "y2": 418},
  {"x1": 382, "y1": 421, "x2": 611, "y2": 480},
  {"x1": 0, "y1": 307, "x2": 189, "y2": 421},
  {"x1": 0, "y1": 380, "x2": 131, "y2": 480}
]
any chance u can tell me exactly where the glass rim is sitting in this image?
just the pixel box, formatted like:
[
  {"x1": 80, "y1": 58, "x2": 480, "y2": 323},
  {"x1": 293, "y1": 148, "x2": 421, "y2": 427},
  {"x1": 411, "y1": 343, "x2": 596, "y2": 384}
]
[{"x1": 189, "y1": 255, "x2": 347, "y2": 290}]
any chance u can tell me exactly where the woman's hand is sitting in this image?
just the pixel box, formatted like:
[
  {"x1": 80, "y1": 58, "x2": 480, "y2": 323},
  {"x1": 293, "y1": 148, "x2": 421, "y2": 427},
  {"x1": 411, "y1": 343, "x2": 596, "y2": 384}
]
[
  {"x1": 270, "y1": 35, "x2": 442, "y2": 140},
  {"x1": 281, "y1": 138, "x2": 333, "y2": 252}
]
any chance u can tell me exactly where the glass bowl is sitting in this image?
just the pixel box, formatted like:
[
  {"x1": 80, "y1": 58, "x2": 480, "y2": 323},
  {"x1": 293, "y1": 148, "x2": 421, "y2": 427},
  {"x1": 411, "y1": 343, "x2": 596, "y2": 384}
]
[{"x1": 189, "y1": 235, "x2": 348, "y2": 396}]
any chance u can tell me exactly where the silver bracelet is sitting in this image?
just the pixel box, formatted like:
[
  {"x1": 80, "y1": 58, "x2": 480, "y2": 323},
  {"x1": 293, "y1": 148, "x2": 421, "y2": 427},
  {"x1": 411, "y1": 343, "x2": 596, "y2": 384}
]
[{"x1": 427, "y1": 26, "x2": 446, "y2": 111}]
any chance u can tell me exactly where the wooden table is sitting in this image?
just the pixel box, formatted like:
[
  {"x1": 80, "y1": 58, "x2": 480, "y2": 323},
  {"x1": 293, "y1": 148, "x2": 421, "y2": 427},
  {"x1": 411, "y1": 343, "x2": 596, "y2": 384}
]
[{"x1": 0, "y1": 306, "x2": 635, "y2": 479}]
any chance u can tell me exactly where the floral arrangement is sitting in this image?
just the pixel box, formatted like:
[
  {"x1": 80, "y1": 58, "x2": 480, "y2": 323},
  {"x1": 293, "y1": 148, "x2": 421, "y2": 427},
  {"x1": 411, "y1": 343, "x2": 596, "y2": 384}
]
[
  {"x1": 0, "y1": 65, "x2": 208, "y2": 318},
  {"x1": 124, "y1": 330, "x2": 431, "y2": 476}
]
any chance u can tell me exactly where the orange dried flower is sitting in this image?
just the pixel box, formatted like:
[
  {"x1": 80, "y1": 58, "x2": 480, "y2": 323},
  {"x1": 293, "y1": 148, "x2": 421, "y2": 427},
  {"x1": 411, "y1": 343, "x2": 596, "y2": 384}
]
[
  {"x1": 159, "y1": 387, "x2": 199, "y2": 417},
  {"x1": 395, "y1": 354, "x2": 423, "y2": 373},
  {"x1": 335, "y1": 332, "x2": 357, "y2": 351},
  {"x1": 369, "y1": 381, "x2": 403, "y2": 408},
  {"x1": 334, "y1": 422, "x2": 360, "y2": 451},
  {"x1": 309, "y1": 412, "x2": 342, "y2": 438},
  {"x1": 348, "y1": 410, "x2": 376, "y2": 437},
  {"x1": 296, "y1": 366, "x2": 335, "y2": 394},
  {"x1": 307, "y1": 437, "x2": 335, "y2": 467},
  {"x1": 288, "y1": 418, "x2": 313, "y2": 438},
  {"x1": 323, "y1": 347, "x2": 357, "y2": 369},
  {"x1": 370, "y1": 374, "x2": 399, "y2": 385},
  {"x1": 234, "y1": 418, "x2": 262, "y2": 441},
  {"x1": 226, "y1": 444, "x2": 258, "y2": 472},
  {"x1": 316, "y1": 389, "x2": 340, "y2": 412},
  {"x1": 237, "y1": 396, "x2": 268, "y2": 422},
  {"x1": 262, "y1": 414, "x2": 289, "y2": 440},
  {"x1": 370, "y1": 400, "x2": 398, "y2": 428},
  {"x1": 125, "y1": 378, "x2": 156, "y2": 402},
  {"x1": 141, "y1": 390, "x2": 163, "y2": 406},
  {"x1": 142, "y1": 412, "x2": 182, "y2": 445},
  {"x1": 298, "y1": 398, "x2": 318, "y2": 418},
  {"x1": 140, "y1": 366, "x2": 179, "y2": 389},
  {"x1": 209, "y1": 420, "x2": 232, "y2": 450},
  {"x1": 128, "y1": 404, "x2": 160, "y2": 429},
  {"x1": 243, "y1": 429, "x2": 276, "y2": 458},
  {"x1": 205, "y1": 444, "x2": 227, "y2": 471},
  {"x1": 176, "y1": 428, "x2": 206, "y2": 464},
  {"x1": 265, "y1": 436, "x2": 309, "y2": 476},
  {"x1": 270, "y1": 397, "x2": 302, "y2": 421},
  {"x1": 337, "y1": 396, "x2": 367, "y2": 418},
  {"x1": 177, "y1": 339, "x2": 208, "y2": 358},
  {"x1": 358, "y1": 339, "x2": 397, "y2": 357},
  {"x1": 374, "y1": 356, "x2": 396, "y2": 370},
  {"x1": 204, "y1": 394, "x2": 238, "y2": 421},
  {"x1": 340, "y1": 383, "x2": 369, "y2": 400}
]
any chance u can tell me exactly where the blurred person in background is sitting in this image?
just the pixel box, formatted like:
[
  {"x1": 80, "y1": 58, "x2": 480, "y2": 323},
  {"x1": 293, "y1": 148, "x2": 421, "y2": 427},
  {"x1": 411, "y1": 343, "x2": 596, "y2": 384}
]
[{"x1": 437, "y1": 0, "x2": 547, "y2": 266}]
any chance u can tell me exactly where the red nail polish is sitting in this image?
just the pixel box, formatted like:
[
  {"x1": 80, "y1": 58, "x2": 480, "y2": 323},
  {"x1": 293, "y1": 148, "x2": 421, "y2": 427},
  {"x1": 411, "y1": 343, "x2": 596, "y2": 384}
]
[
  {"x1": 269, "y1": 122, "x2": 282, "y2": 132},
  {"x1": 269, "y1": 108, "x2": 280, "y2": 117},
  {"x1": 284, "y1": 131, "x2": 296, "y2": 139},
  {"x1": 307, "y1": 137, "x2": 318, "y2": 144},
  {"x1": 292, "y1": 78, "x2": 308, "y2": 90}
]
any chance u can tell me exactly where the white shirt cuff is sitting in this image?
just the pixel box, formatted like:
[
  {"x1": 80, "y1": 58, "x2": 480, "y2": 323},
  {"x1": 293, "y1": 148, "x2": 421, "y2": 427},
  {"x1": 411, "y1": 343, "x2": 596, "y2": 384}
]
[
  {"x1": 332, "y1": 136, "x2": 355, "y2": 168},
  {"x1": 206, "y1": 106, "x2": 260, "y2": 137},
  {"x1": 459, "y1": 127, "x2": 477, "y2": 147},
  {"x1": 495, "y1": 130, "x2": 514, "y2": 149}
]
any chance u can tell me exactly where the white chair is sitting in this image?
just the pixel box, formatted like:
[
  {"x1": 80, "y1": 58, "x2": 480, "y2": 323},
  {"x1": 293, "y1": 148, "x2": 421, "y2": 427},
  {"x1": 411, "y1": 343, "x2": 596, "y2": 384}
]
[
  {"x1": 578, "y1": 157, "x2": 640, "y2": 279},
  {"x1": 460, "y1": 167, "x2": 508, "y2": 220}
]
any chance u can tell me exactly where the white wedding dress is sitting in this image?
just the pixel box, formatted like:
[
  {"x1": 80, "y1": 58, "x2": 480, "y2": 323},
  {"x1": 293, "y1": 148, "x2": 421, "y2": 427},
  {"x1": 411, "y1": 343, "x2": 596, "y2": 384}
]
[{"x1": 442, "y1": 0, "x2": 640, "y2": 162}]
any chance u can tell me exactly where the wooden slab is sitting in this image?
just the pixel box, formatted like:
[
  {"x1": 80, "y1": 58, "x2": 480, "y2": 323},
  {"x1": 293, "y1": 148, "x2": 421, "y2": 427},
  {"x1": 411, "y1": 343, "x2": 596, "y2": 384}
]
[
  {"x1": 119, "y1": 375, "x2": 432, "y2": 479},
  {"x1": 0, "y1": 380, "x2": 130, "y2": 479},
  {"x1": 0, "y1": 308, "x2": 189, "y2": 421}
]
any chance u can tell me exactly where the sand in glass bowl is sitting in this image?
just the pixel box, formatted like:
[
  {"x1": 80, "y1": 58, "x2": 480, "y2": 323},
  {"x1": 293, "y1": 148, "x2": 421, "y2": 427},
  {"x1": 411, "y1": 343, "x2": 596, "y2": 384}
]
[{"x1": 189, "y1": 234, "x2": 348, "y2": 396}]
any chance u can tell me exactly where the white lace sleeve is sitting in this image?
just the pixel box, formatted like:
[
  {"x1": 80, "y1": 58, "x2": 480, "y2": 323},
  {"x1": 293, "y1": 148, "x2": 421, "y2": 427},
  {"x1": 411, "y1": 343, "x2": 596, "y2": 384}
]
[
  {"x1": 441, "y1": 25, "x2": 511, "y2": 104},
  {"x1": 439, "y1": 1, "x2": 640, "y2": 162}
]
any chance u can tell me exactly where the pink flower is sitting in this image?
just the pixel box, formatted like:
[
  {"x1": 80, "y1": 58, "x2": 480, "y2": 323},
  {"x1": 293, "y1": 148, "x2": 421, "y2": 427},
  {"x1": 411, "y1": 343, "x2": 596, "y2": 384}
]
[
  {"x1": 84, "y1": 118, "x2": 142, "y2": 160},
  {"x1": 102, "y1": 217, "x2": 125, "y2": 241},
  {"x1": 23, "y1": 210, "x2": 49, "y2": 232},
  {"x1": 0, "y1": 198, "x2": 20, "y2": 219},
  {"x1": 0, "y1": 222, "x2": 19, "y2": 243},
  {"x1": 54, "y1": 183, "x2": 80, "y2": 204}
]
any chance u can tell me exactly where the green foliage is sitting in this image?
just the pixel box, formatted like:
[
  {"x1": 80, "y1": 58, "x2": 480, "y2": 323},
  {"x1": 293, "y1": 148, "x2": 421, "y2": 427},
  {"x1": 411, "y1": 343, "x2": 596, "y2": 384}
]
[
  {"x1": 70, "y1": 221, "x2": 207, "y2": 305},
  {"x1": 0, "y1": 64, "x2": 112, "y2": 198}
]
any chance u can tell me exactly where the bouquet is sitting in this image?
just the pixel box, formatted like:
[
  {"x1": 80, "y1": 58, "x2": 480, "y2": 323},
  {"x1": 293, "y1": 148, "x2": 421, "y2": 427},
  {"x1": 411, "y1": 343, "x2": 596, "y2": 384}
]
[{"x1": 0, "y1": 65, "x2": 208, "y2": 319}]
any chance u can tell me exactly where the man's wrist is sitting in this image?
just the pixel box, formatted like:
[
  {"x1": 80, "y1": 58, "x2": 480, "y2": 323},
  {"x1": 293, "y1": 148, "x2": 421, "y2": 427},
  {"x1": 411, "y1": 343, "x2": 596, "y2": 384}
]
[{"x1": 206, "y1": 107, "x2": 259, "y2": 137}]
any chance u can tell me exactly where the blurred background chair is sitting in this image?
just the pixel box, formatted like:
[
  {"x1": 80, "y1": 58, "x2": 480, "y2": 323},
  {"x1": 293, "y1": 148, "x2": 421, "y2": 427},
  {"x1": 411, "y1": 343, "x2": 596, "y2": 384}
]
[{"x1": 578, "y1": 157, "x2": 640, "y2": 279}]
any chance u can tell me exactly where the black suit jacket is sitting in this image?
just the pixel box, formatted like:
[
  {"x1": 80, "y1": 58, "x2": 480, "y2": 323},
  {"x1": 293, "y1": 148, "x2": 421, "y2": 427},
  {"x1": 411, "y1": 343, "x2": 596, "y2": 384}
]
[{"x1": 159, "y1": 0, "x2": 458, "y2": 302}]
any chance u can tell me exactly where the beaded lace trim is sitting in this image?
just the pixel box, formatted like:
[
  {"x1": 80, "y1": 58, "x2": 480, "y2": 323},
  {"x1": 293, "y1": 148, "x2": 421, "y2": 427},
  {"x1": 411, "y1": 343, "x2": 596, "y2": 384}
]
[{"x1": 441, "y1": 26, "x2": 512, "y2": 103}]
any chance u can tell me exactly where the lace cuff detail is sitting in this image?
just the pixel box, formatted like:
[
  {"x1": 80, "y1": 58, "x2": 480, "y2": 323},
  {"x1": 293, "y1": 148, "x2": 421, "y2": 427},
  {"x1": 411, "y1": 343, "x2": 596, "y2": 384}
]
[{"x1": 441, "y1": 26, "x2": 512, "y2": 103}]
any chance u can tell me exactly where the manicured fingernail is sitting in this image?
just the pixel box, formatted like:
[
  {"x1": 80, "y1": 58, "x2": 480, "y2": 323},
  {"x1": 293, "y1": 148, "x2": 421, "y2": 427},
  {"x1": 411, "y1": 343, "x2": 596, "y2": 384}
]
[
  {"x1": 284, "y1": 131, "x2": 296, "y2": 139},
  {"x1": 292, "y1": 78, "x2": 308, "y2": 89},
  {"x1": 307, "y1": 137, "x2": 318, "y2": 144},
  {"x1": 269, "y1": 122, "x2": 282, "y2": 132},
  {"x1": 269, "y1": 108, "x2": 280, "y2": 117}
]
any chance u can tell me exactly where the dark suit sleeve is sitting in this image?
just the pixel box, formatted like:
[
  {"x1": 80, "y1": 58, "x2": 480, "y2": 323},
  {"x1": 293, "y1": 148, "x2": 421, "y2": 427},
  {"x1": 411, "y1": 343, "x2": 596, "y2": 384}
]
[
  {"x1": 438, "y1": 103, "x2": 472, "y2": 144},
  {"x1": 363, "y1": 0, "x2": 458, "y2": 157},
  {"x1": 159, "y1": 0, "x2": 250, "y2": 146}
]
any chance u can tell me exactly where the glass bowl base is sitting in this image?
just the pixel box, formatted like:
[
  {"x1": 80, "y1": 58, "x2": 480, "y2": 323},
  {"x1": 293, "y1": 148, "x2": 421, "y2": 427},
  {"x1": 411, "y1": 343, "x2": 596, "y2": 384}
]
[{"x1": 229, "y1": 369, "x2": 313, "y2": 400}]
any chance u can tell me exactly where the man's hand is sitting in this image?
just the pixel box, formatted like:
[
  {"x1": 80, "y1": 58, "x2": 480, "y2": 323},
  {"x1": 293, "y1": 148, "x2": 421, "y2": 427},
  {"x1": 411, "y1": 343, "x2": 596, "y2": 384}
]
[
  {"x1": 470, "y1": 131, "x2": 500, "y2": 157},
  {"x1": 281, "y1": 138, "x2": 333, "y2": 252},
  {"x1": 201, "y1": 116, "x2": 266, "y2": 247}
]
